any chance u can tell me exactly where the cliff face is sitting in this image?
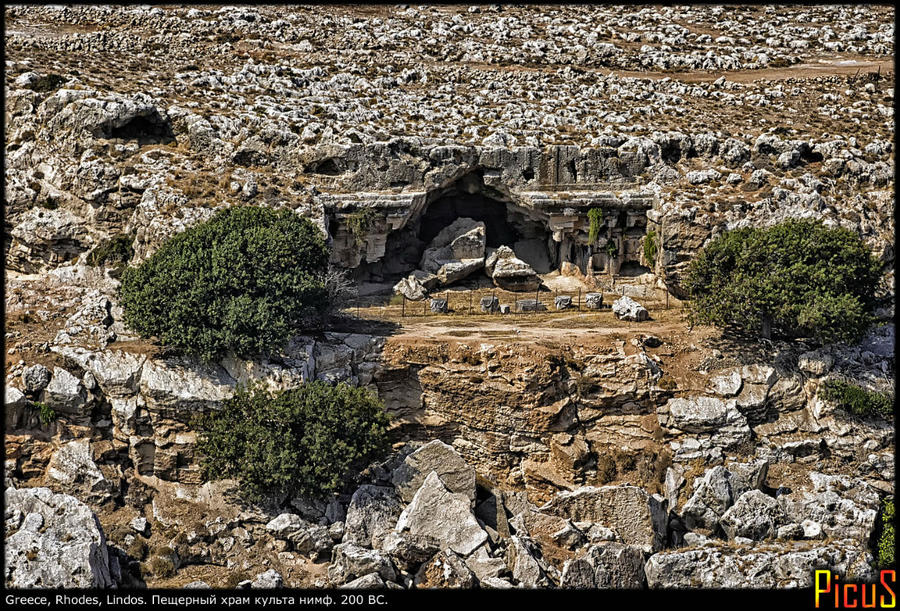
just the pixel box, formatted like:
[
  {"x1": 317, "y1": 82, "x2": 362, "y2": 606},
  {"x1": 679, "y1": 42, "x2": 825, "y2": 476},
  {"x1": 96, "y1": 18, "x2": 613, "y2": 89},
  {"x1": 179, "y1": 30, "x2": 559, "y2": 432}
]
[{"x1": 5, "y1": 312, "x2": 893, "y2": 588}]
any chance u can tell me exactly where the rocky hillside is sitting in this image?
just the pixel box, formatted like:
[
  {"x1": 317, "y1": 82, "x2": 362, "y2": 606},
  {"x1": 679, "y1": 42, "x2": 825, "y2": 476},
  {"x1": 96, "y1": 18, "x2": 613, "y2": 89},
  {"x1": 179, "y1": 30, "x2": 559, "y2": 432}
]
[{"x1": 4, "y1": 4, "x2": 895, "y2": 589}]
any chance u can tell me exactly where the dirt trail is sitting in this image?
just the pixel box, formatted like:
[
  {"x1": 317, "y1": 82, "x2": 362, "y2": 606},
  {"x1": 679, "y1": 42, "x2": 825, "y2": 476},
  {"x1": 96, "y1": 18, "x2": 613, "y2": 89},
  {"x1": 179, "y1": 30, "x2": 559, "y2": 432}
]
[{"x1": 361, "y1": 305, "x2": 709, "y2": 351}]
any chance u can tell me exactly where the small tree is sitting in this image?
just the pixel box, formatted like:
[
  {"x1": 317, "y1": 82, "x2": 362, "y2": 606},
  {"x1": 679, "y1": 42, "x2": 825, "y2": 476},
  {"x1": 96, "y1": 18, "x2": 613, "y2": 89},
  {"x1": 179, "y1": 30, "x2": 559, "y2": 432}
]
[
  {"x1": 684, "y1": 220, "x2": 881, "y2": 343},
  {"x1": 195, "y1": 382, "x2": 390, "y2": 501},
  {"x1": 120, "y1": 206, "x2": 329, "y2": 360}
]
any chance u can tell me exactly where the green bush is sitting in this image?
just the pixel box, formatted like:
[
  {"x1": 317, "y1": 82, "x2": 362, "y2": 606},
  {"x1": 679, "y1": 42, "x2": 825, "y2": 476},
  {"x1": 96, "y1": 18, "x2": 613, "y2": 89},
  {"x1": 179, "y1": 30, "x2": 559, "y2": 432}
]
[
  {"x1": 587, "y1": 208, "x2": 604, "y2": 244},
  {"x1": 119, "y1": 206, "x2": 329, "y2": 361},
  {"x1": 605, "y1": 239, "x2": 619, "y2": 258},
  {"x1": 195, "y1": 382, "x2": 390, "y2": 501},
  {"x1": 87, "y1": 233, "x2": 135, "y2": 273},
  {"x1": 35, "y1": 402, "x2": 55, "y2": 426},
  {"x1": 821, "y1": 379, "x2": 893, "y2": 418},
  {"x1": 345, "y1": 207, "x2": 378, "y2": 247},
  {"x1": 643, "y1": 229, "x2": 658, "y2": 264},
  {"x1": 26, "y1": 73, "x2": 66, "y2": 93},
  {"x1": 878, "y1": 498, "x2": 895, "y2": 567},
  {"x1": 684, "y1": 219, "x2": 881, "y2": 343}
]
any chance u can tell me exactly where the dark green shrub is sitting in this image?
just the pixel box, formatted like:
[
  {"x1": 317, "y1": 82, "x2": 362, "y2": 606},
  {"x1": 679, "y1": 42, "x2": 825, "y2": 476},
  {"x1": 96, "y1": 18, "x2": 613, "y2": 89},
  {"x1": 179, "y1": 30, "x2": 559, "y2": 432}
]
[
  {"x1": 26, "y1": 73, "x2": 66, "y2": 93},
  {"x1": 195, "y1": 382, "x2": 390, "y2": 501},
  {"x1": 87, "y1": 233, "x2": 135, "y2": 272},
  {"x1": 119, "y1": 206, "x2": 329, "y2": 361},
  {"x1": 127, "y1": 538, "x2": 148, "y2": 561},
  {"x1": 643, "y1": 229, "x2": 658, "y2": 264},
  {"x1": 147, "y1": 555, "x2": 175, "y2": 578},
  {"x1": 35, "y1": 402, "x2": 55, "y2": 426},
  {"x1": 684, "y1": 220, "x2": 882, "y2": 343},
  {"x1": 821, "y1": 379, "x2": 893, "y2": 418},
  {"x1": 878, "y1": 498, "x2": 895, "y2": 567}
]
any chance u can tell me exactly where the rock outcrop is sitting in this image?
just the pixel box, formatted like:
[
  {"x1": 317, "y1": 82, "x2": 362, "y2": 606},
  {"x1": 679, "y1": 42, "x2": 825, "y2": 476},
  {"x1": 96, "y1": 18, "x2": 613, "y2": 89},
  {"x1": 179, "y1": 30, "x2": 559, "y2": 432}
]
[{"x1": 5, "y1": 486, "x2": 120, "y2": 588}]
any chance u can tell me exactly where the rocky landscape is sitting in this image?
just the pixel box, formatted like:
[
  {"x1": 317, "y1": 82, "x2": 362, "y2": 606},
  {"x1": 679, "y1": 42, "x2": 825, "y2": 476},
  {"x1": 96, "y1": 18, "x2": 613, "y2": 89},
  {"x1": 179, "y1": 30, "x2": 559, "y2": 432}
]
[{"x1": 4, "y1": 4, "x2": 895, "y2": 590}]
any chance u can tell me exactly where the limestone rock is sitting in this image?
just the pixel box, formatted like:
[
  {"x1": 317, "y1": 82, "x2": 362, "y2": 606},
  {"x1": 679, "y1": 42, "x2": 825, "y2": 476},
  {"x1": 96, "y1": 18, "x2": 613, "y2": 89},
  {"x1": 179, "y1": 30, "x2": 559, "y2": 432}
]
[
  {"x1": 560, "y1": 542, "x2": 645, "y2": 588},
  {"x1": 540, "y1": 485, "x2": 667, "y2": 553},
  {"x1": 394, "y1": 275, "x2": 428, "y2": 301},
  {"x1": 612, "y1": 296, "x2": 649, "y2": 321},
  {"x1": 340, "y1": 573, "x2": 386, "y2": 588},
  {"x1": 5, "y1": 386, "x2": 30, "y2": 430},
  {"x1": 22, "y1": 364, "x2": 52, "y2": 394},
  {"x1": 251, "y1": 569, "x2": 283, "y2": 588},
  {"x1": 584, "y1": 293, "x2": 604, "y2": 309},
  {"x1": 392, "y1": 440, "x2": 476, "y2": 504},
  {"x1": 492, "y1": 255, "x2": 540, "y2": 292},
  {"x1": 395, "y1": 471, "x2": 488, "y2": 556},
  {"x1": 40, "y1": 367, "x2": 87, "y2": 414},
  {"x1": 344, "y1": 485, "x2": 403, "y2": 549},
  {"x1": 5, "y1": 486, "x2": 118, "y2": 588},
  {"x1": 420, "y1": 218, "x2": 486, "y2": 286},
  {"x1": 507, "y1": 535, "x2": 548, "y2": 587},
  {"x1": 328, "y1": 542, "x2": 397, "y2": 585},
  {"x1": 719, "y1": 490, "x2": 786, "y2": 541},
  {"x1": 645, "y1": 540, "x2": 876, "y2": 588},
  {"x1": 380, "y1": 531, "x2": 440, "y2": 572},
  {"x1": 681, "y1": 466, "x2": 736, "y2": 532},
  {"x1": 414, "y1": 549, "x2": 477, "y2": 588},
  {"x1": 45, "y1": 439, "x2": 115, "y2": 503},
  {"x1": 709, "y1": 369, "x2": 743, "y2": 397}
]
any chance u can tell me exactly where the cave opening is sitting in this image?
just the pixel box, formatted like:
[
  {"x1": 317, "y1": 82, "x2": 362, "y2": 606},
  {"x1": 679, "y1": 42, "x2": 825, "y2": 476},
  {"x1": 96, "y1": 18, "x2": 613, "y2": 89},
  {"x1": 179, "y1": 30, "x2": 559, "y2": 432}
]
[
  {"x1": 355, "y1": 171, "x2": 555, "y2": 287},
  {"x1": 618, "y1": 261, "x2": 652, "y2": 277},
  {"x1": 105, "y1": 113, "x2": 175, "y2": 145}
]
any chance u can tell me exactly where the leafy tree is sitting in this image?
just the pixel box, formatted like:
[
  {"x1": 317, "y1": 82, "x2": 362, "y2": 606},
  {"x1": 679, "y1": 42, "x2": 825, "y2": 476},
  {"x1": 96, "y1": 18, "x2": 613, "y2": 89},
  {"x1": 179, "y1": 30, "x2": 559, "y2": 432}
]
[
  {"x1": 195, "y1": 382, "x2": 390, "y2": 500},
  {"x1": 119, "y1": 206, "x2": 329, "y2": 360},
  {"x1": 684, "y1": 220, "x2": 881, "y2": 343}
]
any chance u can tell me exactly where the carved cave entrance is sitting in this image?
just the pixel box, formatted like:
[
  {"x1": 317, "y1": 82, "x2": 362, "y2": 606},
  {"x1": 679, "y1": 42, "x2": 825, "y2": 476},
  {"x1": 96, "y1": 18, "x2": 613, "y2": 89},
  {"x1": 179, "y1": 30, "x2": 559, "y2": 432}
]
[{"x1": 357, "y1": 171, "x2": 555, "y2": 285}]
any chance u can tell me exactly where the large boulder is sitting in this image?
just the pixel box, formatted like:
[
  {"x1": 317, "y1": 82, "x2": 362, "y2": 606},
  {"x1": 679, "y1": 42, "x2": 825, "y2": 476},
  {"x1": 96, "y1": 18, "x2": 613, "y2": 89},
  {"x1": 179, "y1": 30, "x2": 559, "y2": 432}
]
[
  {"x1": 507, "y1": 535, "x2": 549, "y2": 587},
  {"x1": 393, "y1": 275, "x2": 428, "y2": 301},
  {"x1": 265, "y1": 513, "x2": 332, "y2": 558},
  {"x1": 45, "y1": 439, "x2": 116, "y2": 503},
  {"x1": 392, "y1": 440, "x2": 476, "y2": 504},
  {"x1": 5, "y1": 486, "x2": 119, "y2": 588},
  {"x1": 5, "y1": 386, "x2": 30, "y2": 430},
  {"x1": 436, "y1": 259, "x2": 484, "y2": 286},
  {"x1": 343, "y1": 485, "x2": 403, "y2": 549},
  {"x1": 380, "y1": 531, "x2": 441, "y2": 573},
  {"x1": 612, "y1": 296, "x2": 649, "y2": 321},
  {"x1": 395, "y1": 472, "x2": 488, "y2": 557},
  {"x1": 328, "y1": 542, "x2": 397, "y2": 585},
  {"x1": 645, "y1": 539, "x2": 876, "y2": 588},
  {"x1": 540, "y1": 485, "x2": 667, "y2": 553},
  {"x1": 40, "y1": 367, "x2": 87, "y2": 414},
  {"x1": 487, "y1": 246, "x2": 541, "y2": 292},
  {"x1": 560, "y1": 543, "x2": 646, "y2": 588},
  {"x1": 719, "y1": 490, "x2": 787, "y2": 541},
  {"x1": 22, "y1": 364, "x2": 51, "y2": 395},
  {"x1": 420, "y1": 218, "x2": 486, "y2": 286},
  {"x1": 414, "y1": 549, "x2": 477, "y2": 588}
]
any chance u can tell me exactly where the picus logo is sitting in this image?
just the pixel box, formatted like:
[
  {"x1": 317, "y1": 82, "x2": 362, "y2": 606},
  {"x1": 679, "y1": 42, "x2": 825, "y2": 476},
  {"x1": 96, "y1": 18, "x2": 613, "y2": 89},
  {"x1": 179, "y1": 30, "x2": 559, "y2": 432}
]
[{"x1": 814, "y1": 570, "x2": 896, "y2": 608}]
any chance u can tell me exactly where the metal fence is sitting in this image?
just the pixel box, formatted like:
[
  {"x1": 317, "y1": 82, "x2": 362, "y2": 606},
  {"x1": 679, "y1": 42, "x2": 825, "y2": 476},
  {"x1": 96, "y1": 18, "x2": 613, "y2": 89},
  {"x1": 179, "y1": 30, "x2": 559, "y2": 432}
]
[{"x1": 345, "y1": 283, "x2": 673, "y2": 318}]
